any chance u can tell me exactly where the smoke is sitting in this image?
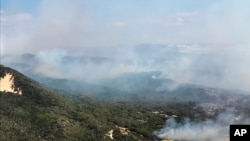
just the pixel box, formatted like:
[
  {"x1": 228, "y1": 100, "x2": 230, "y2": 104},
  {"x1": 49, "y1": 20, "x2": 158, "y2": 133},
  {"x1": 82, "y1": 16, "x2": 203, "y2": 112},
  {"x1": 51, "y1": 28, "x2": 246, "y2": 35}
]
[
  {"x1": 155, "y1": 0, "x2": 250, "y2": 91},
  {"x1": 2, "y1": 0, "x2": 250, "y2": 91},
  {"x1": 33, "y1": 48, "x2": 147, "y2": 82},
  {"x1": 154, "y1": 111, "x2": 250, "y2": 141},
  {"x1": 159, "y1": 42, "x2": 250, "y2": 92},
  {"x1": 155, "y1": 82, "x2": 179, "y2": 92}
]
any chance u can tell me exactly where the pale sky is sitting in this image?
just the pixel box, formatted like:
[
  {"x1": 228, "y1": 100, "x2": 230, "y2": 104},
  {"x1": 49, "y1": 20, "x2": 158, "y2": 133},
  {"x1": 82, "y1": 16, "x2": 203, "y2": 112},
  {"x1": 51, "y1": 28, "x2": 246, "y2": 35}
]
[{"x1": 1, "y1": 0, "x2": 250, "y2": 54}]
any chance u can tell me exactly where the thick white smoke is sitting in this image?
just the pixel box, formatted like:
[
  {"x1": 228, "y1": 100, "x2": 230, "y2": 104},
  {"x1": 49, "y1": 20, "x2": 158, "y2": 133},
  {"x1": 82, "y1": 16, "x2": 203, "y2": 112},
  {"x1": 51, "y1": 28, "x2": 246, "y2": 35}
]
[
  {"x1": 2, "y1": 0, "x2": 250, "y2": 92},
  {"x1": 154, "y1": 111, "x2": 250, "y2": 141}
]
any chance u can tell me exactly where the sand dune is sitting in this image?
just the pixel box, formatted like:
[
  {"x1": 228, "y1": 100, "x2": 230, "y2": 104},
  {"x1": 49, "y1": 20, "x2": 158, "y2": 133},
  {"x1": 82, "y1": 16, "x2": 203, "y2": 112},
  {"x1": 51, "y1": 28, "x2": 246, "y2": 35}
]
[{"x1": 0, "y1": 73, "x2": 22, "y2": 95}]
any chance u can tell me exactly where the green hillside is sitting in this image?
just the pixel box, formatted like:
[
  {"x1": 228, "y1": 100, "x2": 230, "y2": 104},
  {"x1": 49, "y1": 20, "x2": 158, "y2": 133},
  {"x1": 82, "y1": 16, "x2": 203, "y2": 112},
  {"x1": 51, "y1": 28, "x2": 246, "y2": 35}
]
[{"x1": 0, "y1": 64, "x2": 203, "y2": 141}]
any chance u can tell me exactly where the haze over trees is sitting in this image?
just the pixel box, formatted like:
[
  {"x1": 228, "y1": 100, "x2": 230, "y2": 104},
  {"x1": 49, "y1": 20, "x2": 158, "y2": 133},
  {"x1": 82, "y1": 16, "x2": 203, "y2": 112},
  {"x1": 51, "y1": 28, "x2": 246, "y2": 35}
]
[{"x1": 1, "y1": 65, "x2": 250, "y2": 140}]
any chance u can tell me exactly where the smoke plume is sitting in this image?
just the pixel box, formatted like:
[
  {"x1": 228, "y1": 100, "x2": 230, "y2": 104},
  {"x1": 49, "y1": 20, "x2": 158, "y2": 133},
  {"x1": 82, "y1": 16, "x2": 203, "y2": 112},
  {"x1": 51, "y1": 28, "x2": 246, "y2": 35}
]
[{"x1": 154, "y1": 111, "x2": 250, "y2": 141}]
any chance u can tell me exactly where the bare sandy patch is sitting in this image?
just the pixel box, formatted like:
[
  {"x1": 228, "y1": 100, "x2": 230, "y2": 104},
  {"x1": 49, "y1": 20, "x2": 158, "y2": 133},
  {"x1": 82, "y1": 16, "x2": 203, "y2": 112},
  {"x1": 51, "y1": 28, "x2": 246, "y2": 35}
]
[
  {"x1": 104, "y1": 129, "x2": 114, "y2": 140},
  {"x1": 0, "y1": 73, "x2": 22, "y2": 95},
  {"x1": 116, "y1": 125, "x2": 130, "y2": 135}
]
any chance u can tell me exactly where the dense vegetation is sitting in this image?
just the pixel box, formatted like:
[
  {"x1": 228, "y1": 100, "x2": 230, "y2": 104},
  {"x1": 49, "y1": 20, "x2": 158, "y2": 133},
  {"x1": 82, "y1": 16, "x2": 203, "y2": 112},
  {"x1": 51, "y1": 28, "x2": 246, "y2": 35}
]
[
  {"x1": 0, "y1": 92, "x2": 201, "y2": 141},
  {"x1": 0, "y1": 65, "x2": 205, "y2": 141}
]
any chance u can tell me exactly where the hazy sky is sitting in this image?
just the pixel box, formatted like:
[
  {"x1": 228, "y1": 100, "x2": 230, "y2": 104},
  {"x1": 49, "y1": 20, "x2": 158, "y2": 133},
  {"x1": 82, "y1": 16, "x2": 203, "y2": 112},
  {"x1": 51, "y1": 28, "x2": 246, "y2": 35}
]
[
  {"x1": 2, "y1": 0, "x2": 250, "y2": 91},
  {"x1": 1, "y1": 0, "x2": 250, "y2": 54}
]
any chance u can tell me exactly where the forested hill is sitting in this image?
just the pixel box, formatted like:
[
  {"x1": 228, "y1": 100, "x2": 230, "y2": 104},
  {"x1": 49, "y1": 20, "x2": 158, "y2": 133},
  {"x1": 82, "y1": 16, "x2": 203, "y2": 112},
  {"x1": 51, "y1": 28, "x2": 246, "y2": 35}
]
[
  {"x1": 0, "y1": 64, "x2": 64, "y2": 105},
  {"x1": 1, "y1": 64, "x2": 200, "y2": 141}
]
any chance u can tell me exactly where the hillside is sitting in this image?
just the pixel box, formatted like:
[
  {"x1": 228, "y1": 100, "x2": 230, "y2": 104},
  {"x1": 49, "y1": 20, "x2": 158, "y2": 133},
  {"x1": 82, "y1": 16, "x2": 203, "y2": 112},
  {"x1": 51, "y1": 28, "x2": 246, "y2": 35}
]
[
  {"x1": 1, "y1": 65, "x2": 204, "y2": 141},
  {"x1": 2, "y1": 64, "x2": 250, "y2": 141}
]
